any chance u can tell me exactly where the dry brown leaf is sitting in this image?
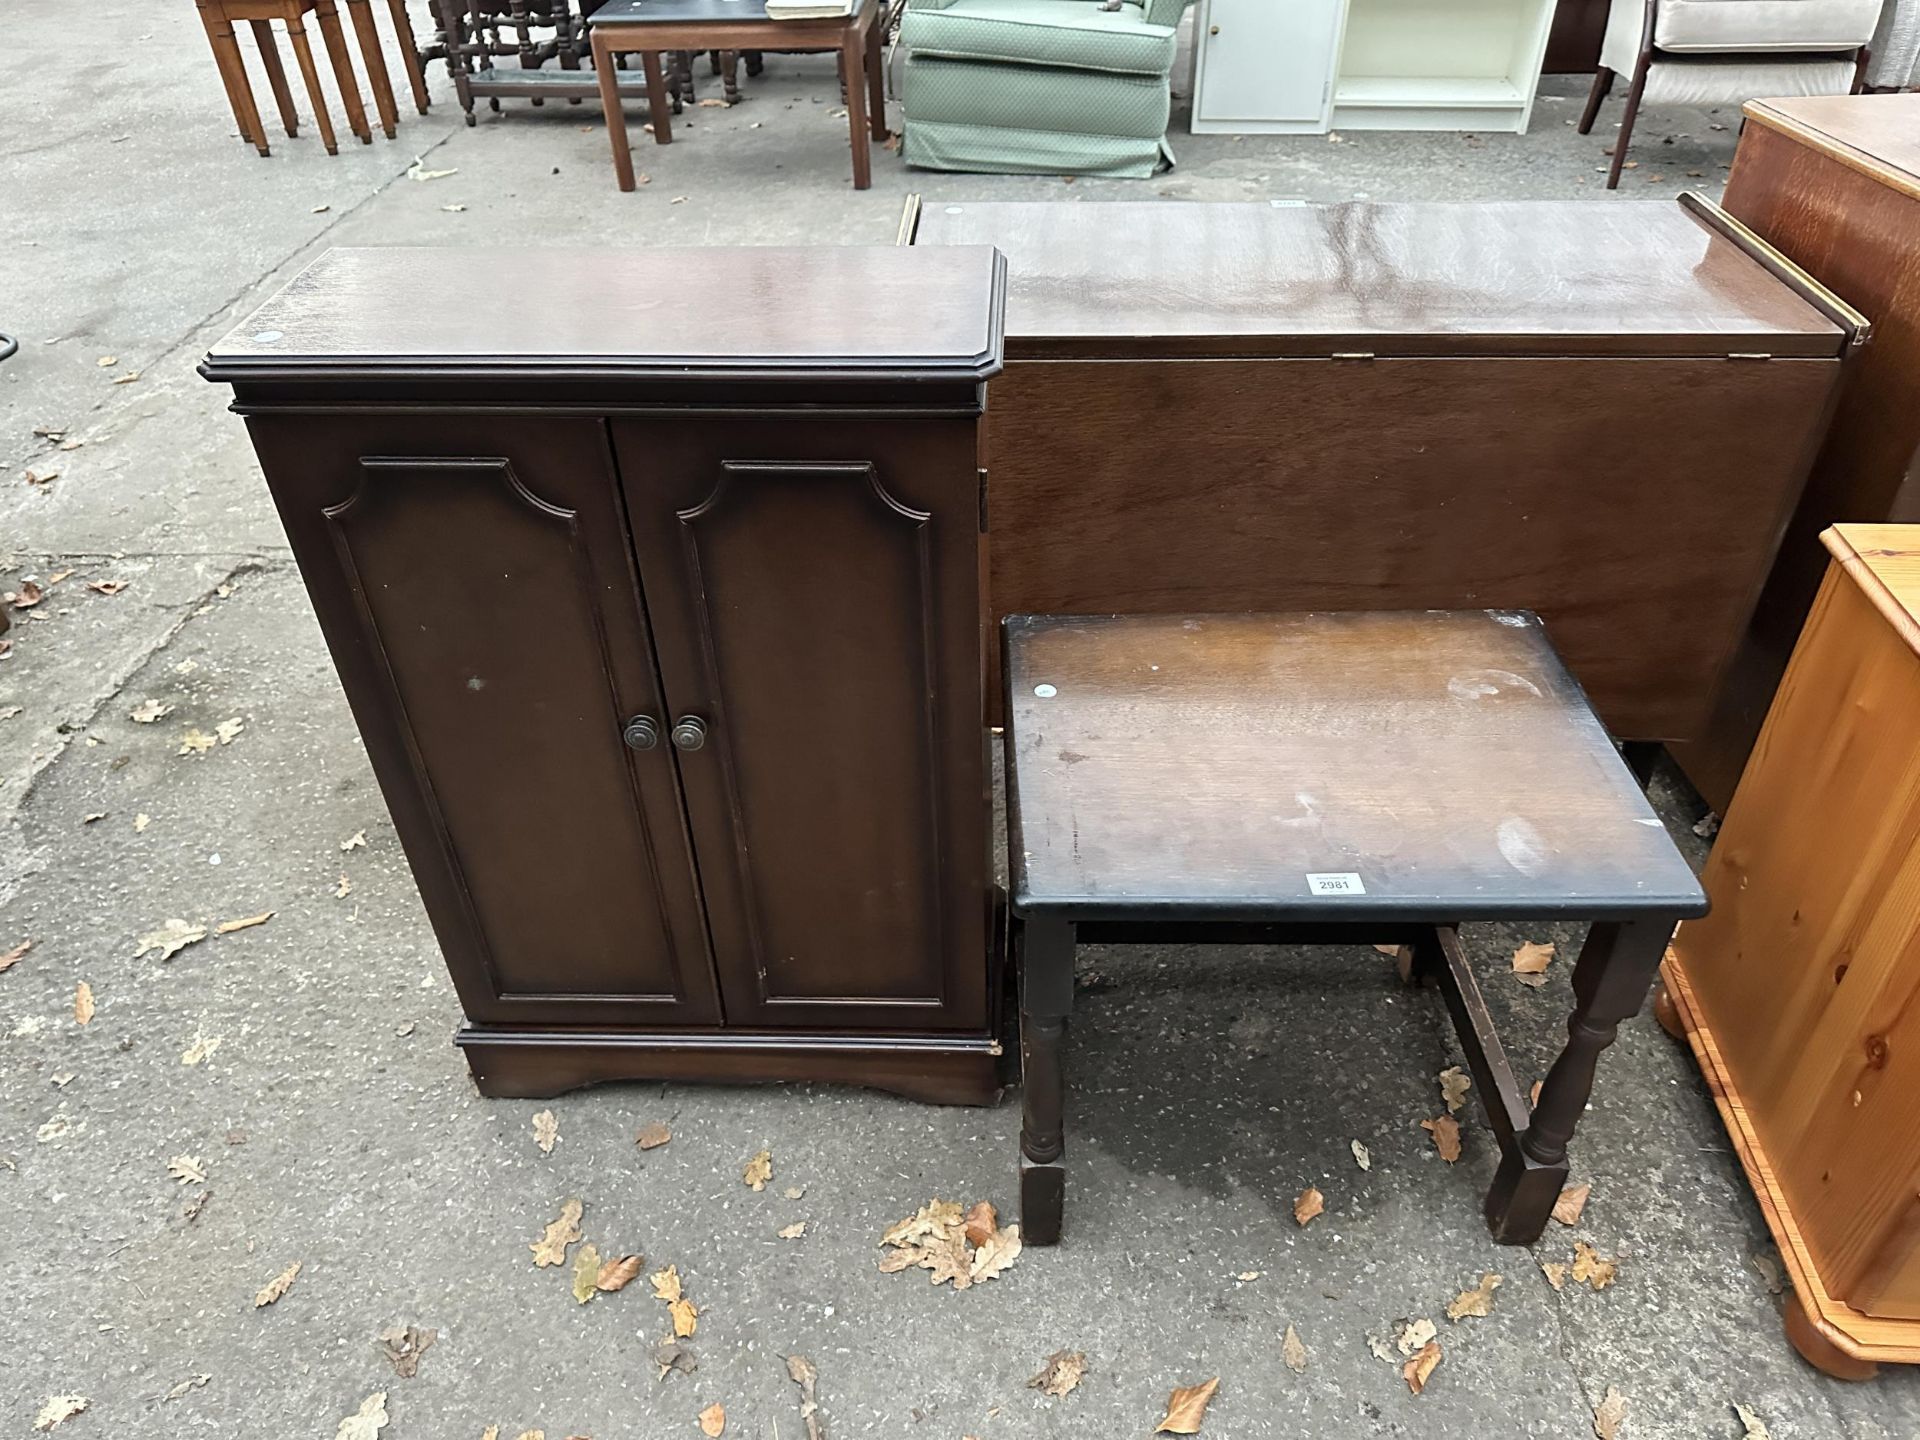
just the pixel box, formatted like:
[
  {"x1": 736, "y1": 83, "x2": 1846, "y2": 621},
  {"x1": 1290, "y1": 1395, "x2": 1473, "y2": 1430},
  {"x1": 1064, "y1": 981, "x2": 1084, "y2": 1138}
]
[
  {"x1": 333, "y1": 1391, "x2": 389, "y2": 1440},
  {"x1": 178, "y1": 729, "x2": 218, "y2": 756},
  {"x1": 1294, "y1": 1186, "x2": 1324, "y2": 1226},
  {"x1": 1512, "y1": 940, "x2": 1556, "y2": 987},
  {"x1": 1351, "y1": 1140, "x2": 1371, "y2": 1170},
  {"x1": 137, "y1": 918, "x2": 207, "y2": 961},
  {"x1": 340, "y1": 830, "x2": 368, "y2": 851},
  {"x1": 88, "y1": 579, "x2": 128, "y2": 596},
  {"x1": 1421, "y1": 1114, "x2": 1462, "y2": 1163},
  {"x1": 169, "y1": 1154, "x2": 207, "y2": 1185},
  {"x1": 877, "y1": 1247, "x2": 918, "y2": 1274},
  {"x1": 919, "y1": 1232, "x2": 972, "y2": 1289},
  {"x1": 1282, "y1": 1324, "x2": 1308, "y2": 1374},
  {"x1": 697, "y1": 96, "x2": 728, "y2": 107},
  {"x1": 133, "y1": 814, "x2": 150, "y2": 833},
  {"x1": 216, "y1": 911, "x2": 273, "y2": 935},
  {"x1": 162, "y1": 1374, "x2": 212, "y2": 1401},
  {"x1": 785, "y1": 1354, "x2": 821, "y2": 1438},
  {"x1": 33, "y1": 1396, "x2": 89, "y2": 1432},
  {"x1": 130, "y1": 698, "x2": 173, "y2": 724},
  {"x1": 1572, "y1": 1241, "x2": 1618, "y2": 1291},
  {"x1": 10, "y1": 580, "x2": 45, "y2": 609},
  {"x1": 0, "y1": 940, "x2": 28, "y2": 973},
  {"x1": 532, "y1": 1109, "x2": 559, "y2": 1155},
  {"x1": 883, "y1": 1198, "x2": 963, "y2": 1248},
  {"x1": 1394, "y1": 1317, "x2": 1437, "y2": 1356},
  {"x1": 1438, "y1": 1066, "x2": 1471, "y2": 1113},
  {"x1": 1155, "y1": 1377, "x2": 1220, "y2": 1434},
  {"x1": 1530, "y1": 1080, "x2": 1544, "y2": 1106},
  {"x1": 651, "y1": 1265, "x2": 683, "y2": 1304},
  {"x1": 1402, "y1": 1341, "x2": 1442, "y2": 1395},
  {"x1": 1553, "y1": 1183, "x2": 1592, "y2": 1227},
  {"x1": 636, "y1": 1122, "x2": 671, "y2": 1150},
  {"x1": 180, "y1": 1189, "x2": 212, "y2": 1224},
  {"x1": 254, "y1": 1259, "x2": 302, "y2": 1307},
  {"x1": 742, "y1": 1149, "x2": 772, "y2": 1191},
  {"x1": 376, "y1": 1324, "x2": 438, "y2": 1378},
  {"x1": 335, "y1": 874, "x2": 352, "y2": 899},
  {"x1": 1733, "y1": 1402, "x2": 1771, "y2": 1438},
  {"x1": 1028, "y1": 1349, "x2": 1087, "y2": 1398},
  {"x1": 963, "y1": 1199, "x2": 998, "y2": 1246},
  {"x1": 1541, "y1": 1261, "x2": 1569, "y2": 1291},
  {"x1": 596, "y1": 1254, "x2": 644, "y2": 1292},
  {"x1": 1593, "y1": 1386, "x2": 1627, "y2": 1439},
  {"x1": 571, "y1": 1242, "x2": 602, "y2": 1303},
  {"x1": 698, "y1": 1402, "x2": 726, "y2": 1436},
  {"x1": 215, "y1": 717, "x2": 245, "y2": 745},
  {"x1": 670, "y1": 1297, "x2": 699, "y2": 1337},
  {"x1": 530, "y1": 1197, "x2": 583, "y2": 1267},
  {"x1": 778, "y1": 1222, "x2": 807, "y2": 1240},
  {"x1": 73, "y1": 981, "x2": 94, "y2": 1025},
  {"x1": 1445, "y1": 1273, "x2": 1502, "y2": 1321},
  {"x1": 654, "y1": 1338, "x2": 698, "y2": 1380},
  {"x1": 968, "y1": 1222, "x2": 1022, "y2": 1284}
]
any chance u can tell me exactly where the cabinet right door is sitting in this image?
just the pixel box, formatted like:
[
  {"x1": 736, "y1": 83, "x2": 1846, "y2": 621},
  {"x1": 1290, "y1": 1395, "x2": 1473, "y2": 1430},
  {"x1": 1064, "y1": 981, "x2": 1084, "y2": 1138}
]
[
  {"x1": 1195, "y1": 0, "x2": 1346, "y2": 129},
  {"x1": 612, "y1": 416, "x2": 990, "y2": 1033}
]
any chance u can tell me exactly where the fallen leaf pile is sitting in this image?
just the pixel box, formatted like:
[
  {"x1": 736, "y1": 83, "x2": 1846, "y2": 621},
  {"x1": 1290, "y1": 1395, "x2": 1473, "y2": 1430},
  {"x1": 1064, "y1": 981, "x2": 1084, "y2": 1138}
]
[
  {"x1": 1155, "y1": 1377, "x2": 1219, "y2": 1434},
  {"x1": 652, "y1": 1264, "x2": 699, "y2": 1335},
  {"x1": 1028, "y1": 1349, "x2": 1087, "y2": 1398},
  {"x1": 1571, "y1": 1242, "x2": 1619, "y2": 1290},
  {"x1": 878, "y1": 1198, "x2": 1022, "y2": 1291}
]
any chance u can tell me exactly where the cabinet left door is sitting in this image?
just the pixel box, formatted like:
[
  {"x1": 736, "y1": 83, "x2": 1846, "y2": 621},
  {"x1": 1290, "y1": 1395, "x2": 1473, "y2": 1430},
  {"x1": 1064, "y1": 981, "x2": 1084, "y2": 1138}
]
[{"x1": 243, "y1": 414, "x2": 723, "y2": 1027}]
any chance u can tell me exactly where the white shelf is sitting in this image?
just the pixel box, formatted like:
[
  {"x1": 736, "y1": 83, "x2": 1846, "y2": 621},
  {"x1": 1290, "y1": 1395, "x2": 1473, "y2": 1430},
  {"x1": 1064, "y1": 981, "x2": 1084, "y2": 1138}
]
[{"x1": 1334, "y1": 75, "x2": 1526, "y2": 109}]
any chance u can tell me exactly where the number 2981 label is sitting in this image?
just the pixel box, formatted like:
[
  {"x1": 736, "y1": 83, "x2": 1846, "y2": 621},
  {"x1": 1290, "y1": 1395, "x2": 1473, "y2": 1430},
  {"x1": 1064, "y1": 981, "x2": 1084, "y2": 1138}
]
[{"x1": 1306, "y1": 872, "x2": 1367, "y2": 896}]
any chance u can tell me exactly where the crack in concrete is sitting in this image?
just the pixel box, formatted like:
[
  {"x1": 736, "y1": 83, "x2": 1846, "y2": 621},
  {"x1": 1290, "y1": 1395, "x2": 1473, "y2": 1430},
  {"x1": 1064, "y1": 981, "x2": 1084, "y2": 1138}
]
[{"x1": 0, "y1": 557, "x2": 268, "y2": 910}]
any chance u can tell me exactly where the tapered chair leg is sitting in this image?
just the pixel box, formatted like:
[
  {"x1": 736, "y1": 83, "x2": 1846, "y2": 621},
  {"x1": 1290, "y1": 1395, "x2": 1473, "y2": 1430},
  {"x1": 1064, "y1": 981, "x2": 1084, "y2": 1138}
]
[
  {"x1": 198, "y1": 0, "x2": 270, "y2": 154},
  {"x1": 1607, "y1": 50, "x2": 1652, "y2": 189},
  {"x1": 315, "y1": 0, "x2": 374, "y2": 143},
  {"x1": 251, "y1": 19, "x2": 302, "y2": 136},
  {"x1": 1577, "y1": 65, "x2": 1613, "y2": 134},
  {"x1": 344, "y1": 0, "x2": 400, "y2": 136},
  {"x1": 387, "y1": 0, "x2": 432, "y2": 111},
  {"x1": 286, "y1": 12, "x2": 341, "y2": 154}
]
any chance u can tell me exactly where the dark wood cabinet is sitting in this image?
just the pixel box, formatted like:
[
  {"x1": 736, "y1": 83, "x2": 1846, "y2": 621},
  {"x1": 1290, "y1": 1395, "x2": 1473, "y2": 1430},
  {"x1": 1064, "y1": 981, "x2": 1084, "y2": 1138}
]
[{"x1": 205, "y1": 245, "x2": 1008, "y2": 1103}]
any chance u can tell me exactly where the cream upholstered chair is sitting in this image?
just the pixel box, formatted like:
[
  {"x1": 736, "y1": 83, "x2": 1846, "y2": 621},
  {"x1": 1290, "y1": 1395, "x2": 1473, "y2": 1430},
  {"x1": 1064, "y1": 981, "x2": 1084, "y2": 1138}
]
[{"x1": 1580, "y1": 0, "x2": 1884, "y2": 186}]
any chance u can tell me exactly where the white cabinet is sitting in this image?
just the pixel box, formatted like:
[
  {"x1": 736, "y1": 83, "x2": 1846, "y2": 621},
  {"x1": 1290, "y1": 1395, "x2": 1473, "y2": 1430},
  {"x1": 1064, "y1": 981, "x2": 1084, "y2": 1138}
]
[{"x1": 1190, "y1": 0, "x2": 1557, "y2": 134}]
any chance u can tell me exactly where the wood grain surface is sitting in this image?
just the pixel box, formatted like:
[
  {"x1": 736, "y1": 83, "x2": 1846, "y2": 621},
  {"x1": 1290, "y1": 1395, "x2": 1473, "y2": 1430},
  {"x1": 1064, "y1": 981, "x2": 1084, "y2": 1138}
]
[
  {"x1": 1004, "y1": 611, "x2": 1705, "y2": 920},
  {"x1": 1669, "y1": 526, "x2": 1920, "y2": 1328},
  {"x1": 204, "y1": 244, "x2": 1006, "y2": 379},
  {"x1": 1677, "y1": 99, "x2": 1920, "y2": 808},
  {"x1": 915, "y1": 199, "x2": 1840, "y2": 357}
]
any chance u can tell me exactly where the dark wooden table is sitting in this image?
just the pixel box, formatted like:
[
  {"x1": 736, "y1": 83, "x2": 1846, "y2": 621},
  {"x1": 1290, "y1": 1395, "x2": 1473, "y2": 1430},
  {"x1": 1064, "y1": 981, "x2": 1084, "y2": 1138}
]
[
  {"x1": 912, "y1": 196, "x2": 1863, "y2": 747},
  {"x1": 1004, "y1": 610, "x2": 1706, "y2": 1246},
  {"x1": 588, "y1": 0, "x2": 888, "y2": 191}
]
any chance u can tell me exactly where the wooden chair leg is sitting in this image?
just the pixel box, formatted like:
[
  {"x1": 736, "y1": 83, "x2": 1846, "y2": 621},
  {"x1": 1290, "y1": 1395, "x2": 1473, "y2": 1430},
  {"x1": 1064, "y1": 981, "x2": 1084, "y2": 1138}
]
[
  {"x1": 1607, "y1": 46, "x2": 1652, "y2": 189},
  {"x1": 386, "y1": 0, "x2": 432, "y2": 111},
  {"x1": 840, "y1": 36, "x2": 872, "y2": 189},
  {"x1": 314, "y1": 0, "x2": 373, "y2": 143},
  {"x1": 1577, "y1": 65, "x2": 1613, "y2": 134},
  {"x1": 1018, "y1": 916, "x2": 1074, "y2": 1246},
  {"x1": 343, "y1": 0, "x2": 400, "y2": 137},
  {"x1": 1485, "y1": 915, "x2": 1675, "y2": 1243},
  {"x1": 591, "y1": 31, "x2": 637, "y2": 191},
  {"x1": 197, "y1": 0, "x2": 271, "y2": 154},
  {"x1": 250, "y1": 20, "x2": 302, "y2": 136},
  {"x1": 721, "y1": 49, "x2": 740, "y2": 105},
  {"x1": 285, "y1": 11, "x2": 341, "y2": 154}
]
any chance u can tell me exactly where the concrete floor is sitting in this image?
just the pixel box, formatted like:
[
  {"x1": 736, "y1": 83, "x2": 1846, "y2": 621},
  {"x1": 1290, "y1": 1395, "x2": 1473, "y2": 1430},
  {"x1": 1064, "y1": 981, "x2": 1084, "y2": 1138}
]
[{"x1": 5, "y1": 3, "x2": 1915, "y2": 1436}]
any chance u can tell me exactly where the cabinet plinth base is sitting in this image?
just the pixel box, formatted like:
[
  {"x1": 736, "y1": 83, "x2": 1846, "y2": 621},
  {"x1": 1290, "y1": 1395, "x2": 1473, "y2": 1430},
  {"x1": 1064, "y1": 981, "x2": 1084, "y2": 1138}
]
[{"x1": 456, "y1": 1026, "x2": 1005, "y2": 1105}]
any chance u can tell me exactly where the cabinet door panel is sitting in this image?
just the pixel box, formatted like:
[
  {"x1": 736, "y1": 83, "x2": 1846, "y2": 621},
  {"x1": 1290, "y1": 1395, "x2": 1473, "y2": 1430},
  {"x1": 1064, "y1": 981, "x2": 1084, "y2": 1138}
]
[
  {"x1": 1197, "y1": 0, "x2": 1345, "y2": 127},
  {"x1": 612, "y1": 418, "x2": 989, "y2": 1031},
  {"x1": 246, "y1": 414, "x2": 720, "y2": 1026}
]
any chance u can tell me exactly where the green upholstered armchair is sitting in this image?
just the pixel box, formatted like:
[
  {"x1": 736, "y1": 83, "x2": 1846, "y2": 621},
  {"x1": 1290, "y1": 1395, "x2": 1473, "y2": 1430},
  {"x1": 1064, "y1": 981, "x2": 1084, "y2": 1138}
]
[{"x1": 899, "y1": 0, "x2": 1193, "y2": 177}]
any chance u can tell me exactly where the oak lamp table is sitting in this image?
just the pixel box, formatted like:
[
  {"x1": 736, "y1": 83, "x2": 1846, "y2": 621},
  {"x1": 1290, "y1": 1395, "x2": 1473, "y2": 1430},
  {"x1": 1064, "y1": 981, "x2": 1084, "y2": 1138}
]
[
  {"x1": 588, "y1": 0, "x2": 890, "y2": 191},
  {"x1": 1003, "y1": 610, "x2": 1706, "y2": 1246},
  {"x1": 1662, "y1": 525, "x2": 1920, "y2": 1380}
]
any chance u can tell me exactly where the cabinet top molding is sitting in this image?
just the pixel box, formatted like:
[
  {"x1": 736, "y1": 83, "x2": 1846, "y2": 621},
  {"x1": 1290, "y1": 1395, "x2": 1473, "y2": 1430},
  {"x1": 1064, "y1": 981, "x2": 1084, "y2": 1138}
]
[
  {"x1": 914, "y1": 197, "x2": 1848, "y2": 359},
  {"x1": 201, "y1": 245, "x2": 1007, "y2": 389}
]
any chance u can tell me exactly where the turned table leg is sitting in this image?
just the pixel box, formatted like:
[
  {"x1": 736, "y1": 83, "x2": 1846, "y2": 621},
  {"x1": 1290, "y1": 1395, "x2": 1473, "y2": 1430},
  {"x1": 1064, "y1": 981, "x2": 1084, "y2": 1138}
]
[
  {"x1": 1486, "y1": 915, "x2": 1676, "y2": 1243},
  {"x1": 1018, "y1": 915, "x2": 1074, "y2": 1246}
]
